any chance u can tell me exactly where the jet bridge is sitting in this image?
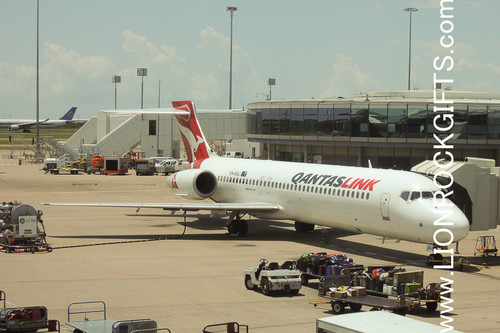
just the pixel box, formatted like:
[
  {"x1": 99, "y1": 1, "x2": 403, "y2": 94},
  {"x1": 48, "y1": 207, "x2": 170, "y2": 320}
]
[{"x1": 411, "y1": 157, "x2": 500, "y2": 232}]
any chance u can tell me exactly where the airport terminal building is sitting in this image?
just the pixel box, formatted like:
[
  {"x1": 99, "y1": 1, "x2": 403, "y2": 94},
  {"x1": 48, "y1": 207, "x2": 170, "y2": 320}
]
[
  {"x1": 246, "y1": 90, "x2": 500, "y2": 170},
  {"x1": 63, "y1": 90, "x2": 500, "y2": 171}
]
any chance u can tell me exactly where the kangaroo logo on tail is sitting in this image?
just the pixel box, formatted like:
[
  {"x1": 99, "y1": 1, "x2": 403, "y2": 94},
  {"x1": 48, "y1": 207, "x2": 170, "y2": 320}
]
[{"x1": 172, "y1": 101, "x2": 212, "y2": 163}]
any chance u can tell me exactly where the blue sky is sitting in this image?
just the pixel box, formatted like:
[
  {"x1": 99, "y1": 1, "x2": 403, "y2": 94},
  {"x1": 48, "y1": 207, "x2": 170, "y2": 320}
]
[{"x1": 1, "y1": 0, "x2": 499, "y2": 119}]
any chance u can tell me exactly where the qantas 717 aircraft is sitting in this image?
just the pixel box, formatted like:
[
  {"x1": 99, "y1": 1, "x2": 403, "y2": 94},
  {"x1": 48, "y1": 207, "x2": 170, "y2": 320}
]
[{"x1": 44, "y1": 101, "x2": 469, "y2": 249}]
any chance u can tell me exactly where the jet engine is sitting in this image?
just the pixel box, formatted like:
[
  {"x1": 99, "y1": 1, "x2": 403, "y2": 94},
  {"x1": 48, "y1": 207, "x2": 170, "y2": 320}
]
[
  {"x1": 166, "y1": 169, "x2": 217, "y2": 200},
  {"x1": 9, "y1": 125, "x2": 19, "y2": 131}
]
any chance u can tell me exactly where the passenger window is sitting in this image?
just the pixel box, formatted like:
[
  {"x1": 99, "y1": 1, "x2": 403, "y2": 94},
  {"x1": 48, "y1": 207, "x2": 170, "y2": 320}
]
[{"x1": 400, "y1": 191, "x2": 410, "y2": 201}]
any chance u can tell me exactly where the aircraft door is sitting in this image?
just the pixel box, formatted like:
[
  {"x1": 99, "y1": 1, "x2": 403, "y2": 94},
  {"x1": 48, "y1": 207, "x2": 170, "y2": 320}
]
[
  {"x1": 258, "y1": 176, "x2": 265, "y2": 193},
  {"x1": 380, "y1": 193, "x2": 390, "y2": 220}
]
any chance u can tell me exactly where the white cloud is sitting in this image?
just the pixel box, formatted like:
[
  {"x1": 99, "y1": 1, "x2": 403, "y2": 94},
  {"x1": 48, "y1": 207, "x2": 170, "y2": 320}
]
[
  {"x1": 0, "y1": 42, "x2": 114, "y2": 102},
  {"x1": 322, "y1": 53, "x2": 380, "y2": 97},
  {"x1": 198, "y1": 26, "x2": 250, "y2": 67},
  {"x1": 190, "y1": 71, "x2": 219, "y2": 104},
  {"x1": 0, "y1": 62, "x2": 34, "y2": 98},
  {"x1": 123, "y1": 30, "x2": 183, "y2": 64},
  {"x1": 198, "y1": 26, "x2": 228, "y2": 51},
  {"x1": 42, "y1": 42, "x2": 114, "y2": 95},
  {"x1": 456, "y1": 58, "x2": 500, "y2": 75}
]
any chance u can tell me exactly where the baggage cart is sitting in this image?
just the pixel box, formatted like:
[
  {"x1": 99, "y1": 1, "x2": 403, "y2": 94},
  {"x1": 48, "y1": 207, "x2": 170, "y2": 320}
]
[
  {"x1": 312, "y1": 276, "x2": 410, "y2": 315},
  {"x1": 66, "y1": 301, "x2": 169, "y2": 333}
]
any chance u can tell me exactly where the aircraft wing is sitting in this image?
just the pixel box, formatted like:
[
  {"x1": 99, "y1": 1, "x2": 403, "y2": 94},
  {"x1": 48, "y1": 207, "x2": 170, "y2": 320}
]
[
  {"x1": 41, "y1": 201, "x2": 281, "y2": 212},
  {"x1": 13, "y1": 118, "x2": 49, "y2": 130}
]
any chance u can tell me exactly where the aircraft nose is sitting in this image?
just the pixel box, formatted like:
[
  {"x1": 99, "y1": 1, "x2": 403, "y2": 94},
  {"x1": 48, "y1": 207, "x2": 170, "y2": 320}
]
[
  {"x1": 433, "y1": 208, "x2": 470, "y2": 244},
  {"x1": 452, "y1": 209, "x2": 470, "y2": 242}
]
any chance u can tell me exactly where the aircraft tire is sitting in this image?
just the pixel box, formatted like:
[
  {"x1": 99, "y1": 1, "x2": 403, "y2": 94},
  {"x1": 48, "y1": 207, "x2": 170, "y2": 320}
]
[
  {"x1": 238, "y1": 219, "x2": 248, "y2": 236},
  {"x1": 228, "y1": 220, "x2": 248, "y2": 236},
  {"x1": 228, "y1": 221, "x2": 238, "y2": 235}
]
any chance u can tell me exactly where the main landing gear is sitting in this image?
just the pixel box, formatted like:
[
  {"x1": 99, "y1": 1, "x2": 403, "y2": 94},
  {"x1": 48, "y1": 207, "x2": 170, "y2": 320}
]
[
  {"x1": 295, "y1": 221, "x2": 315, "y2": 232},
  {"x1": 228, "y1": 212, "x2": 248, "y2": 236}
]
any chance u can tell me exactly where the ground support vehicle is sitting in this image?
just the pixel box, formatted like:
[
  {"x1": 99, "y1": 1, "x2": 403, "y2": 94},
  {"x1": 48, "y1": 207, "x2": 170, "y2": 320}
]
[
  {"x1": 244, "y1": 259, "x2": 302, "y2": 296},
  {"x1": 426, "y1": 256, "x2": 489, "y2": 270},
  {"x1": 42, "y1": 155, "x2": 80, "y2": 175},
  {"x1": 135, "y1": 159, "x2": 155, "y2": 176},
  {"x1": 0, "y1": 202, "x2": 52, "y2": 253},
  {"x1": 66, "y1": 301, "x2": 170, "y2": 333},
  {"x1": 50, "y1": 166, "x2": 79, "y2": 175},
  {"x1": 296, "y1": 253, "x2": 364, "y2": 286},
  {"x1": 152, "y1": 157, "x2": 177, "y2": 175},
  {"x1": 87, "y1": 155, "x2": 104, "y2": 174},
  {"x1": 474, "y1": 236, "x2": 498, "y2": 257},
  {"x1": 312, "y1": 276, "x2": 410, "y2": 315},
  {"x1": 42, "y1": 158, "x2": 58, "y2": 173},
  {"x1": 103, "y1": 157, "x2": 129, "y2": 175},
  {"x1": 71, "y1": 158, "x2": 88, "y2": 173}
]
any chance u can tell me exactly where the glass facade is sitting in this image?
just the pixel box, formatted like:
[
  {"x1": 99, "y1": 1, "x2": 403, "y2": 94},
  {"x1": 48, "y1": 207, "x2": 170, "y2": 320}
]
[{"x1": 251, "y1": 100, "x2": 500, "y2": 141}]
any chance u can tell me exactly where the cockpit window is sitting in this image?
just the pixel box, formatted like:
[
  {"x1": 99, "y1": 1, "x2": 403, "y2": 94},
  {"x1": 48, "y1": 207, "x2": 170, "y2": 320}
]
[
  {"x1": 421, "y1": 191, "x2": 433, "y2": 199},
  {"x1": 410, "y1": 191, "x2": 421, "y2": 201},
  {"x1": 402, "y1": 190, "x2": 436, "y2": 202}
]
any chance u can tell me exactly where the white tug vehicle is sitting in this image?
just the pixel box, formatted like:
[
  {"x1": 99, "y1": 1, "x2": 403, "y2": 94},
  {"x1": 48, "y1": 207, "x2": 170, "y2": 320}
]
[{"x1": 244, "y1": 259, "x2": 302, "y2": 296}]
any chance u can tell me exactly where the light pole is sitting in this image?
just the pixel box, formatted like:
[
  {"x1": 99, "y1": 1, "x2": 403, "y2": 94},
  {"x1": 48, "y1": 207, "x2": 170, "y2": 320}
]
[
  {"x1": 112, "y1": 76, "x2": 121, "y2": 109},
  {"x1": 267, "y1": 78, "x2": 276, "y2": 100},
  {"x1": 404, "y1": 7, "x2": 417, "y2": 90},
  {"x1": 137, "y1": 68, "x2": 147, "y2": 109},
  {"x1": 226, "y1": 6, "x2": 237, "y2": 109},
  {"x1": 35, "y1": 0, "x2": 40, "y2": 155},
  {"x1": 158, "y1": 80, "x2": 162, "y2": 108}
]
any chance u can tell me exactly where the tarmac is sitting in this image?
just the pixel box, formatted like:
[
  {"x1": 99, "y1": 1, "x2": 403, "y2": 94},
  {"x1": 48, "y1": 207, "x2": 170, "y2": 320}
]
[{"x1": 1, "y1": 156, "x2": 499, "y2": 332}]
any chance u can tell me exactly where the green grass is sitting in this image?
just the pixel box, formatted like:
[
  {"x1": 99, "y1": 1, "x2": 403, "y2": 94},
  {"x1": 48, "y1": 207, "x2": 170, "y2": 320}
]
[{"x1": 0, "y1": 124, "x2": 81, "y2": 150}]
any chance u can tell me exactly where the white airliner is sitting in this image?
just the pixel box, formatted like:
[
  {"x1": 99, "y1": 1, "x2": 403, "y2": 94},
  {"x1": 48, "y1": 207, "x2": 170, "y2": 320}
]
[
  {"x1": 0, "y1": 107, "x2": 77, "y2": 132},
  {"x1": 43, "y1": 101, "x2": 470, "y2": 248}
]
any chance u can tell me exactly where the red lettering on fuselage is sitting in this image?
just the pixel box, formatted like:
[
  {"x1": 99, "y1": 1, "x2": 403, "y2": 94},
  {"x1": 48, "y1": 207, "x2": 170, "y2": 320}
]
[
  {"x1": 340, "y1": 177, "x2": 353, "y2": 188},
  {"x1": 340, "y1": 178, "x2": 381, "y2": 191},
  {"x1": 362, "y1": 179, "x2": 381, "y2": 191}
]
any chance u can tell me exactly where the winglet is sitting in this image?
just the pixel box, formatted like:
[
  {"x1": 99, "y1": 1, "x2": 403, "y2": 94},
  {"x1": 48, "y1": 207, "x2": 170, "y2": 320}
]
[
  {"x1": 60, "y1": 107, "x2": 77, "y2": 120},
  {"x1": 171, "y1": 101, "x2": 212, "y2": 163}
]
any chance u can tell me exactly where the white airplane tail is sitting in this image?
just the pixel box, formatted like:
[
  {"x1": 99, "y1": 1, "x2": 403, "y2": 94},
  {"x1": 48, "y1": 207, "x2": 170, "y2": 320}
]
[{"x1": 171, "y1": 101, "x2": 214, "y2": 164}]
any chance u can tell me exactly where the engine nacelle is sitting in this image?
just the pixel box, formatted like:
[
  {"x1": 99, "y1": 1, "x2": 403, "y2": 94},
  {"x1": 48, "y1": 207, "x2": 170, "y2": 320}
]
[
  {"x1": 10, "y1": 125, "x2": 19, "y2": 131},
  {"x1": 166, "y1": 169, "x2": 217, "y2": 200}
]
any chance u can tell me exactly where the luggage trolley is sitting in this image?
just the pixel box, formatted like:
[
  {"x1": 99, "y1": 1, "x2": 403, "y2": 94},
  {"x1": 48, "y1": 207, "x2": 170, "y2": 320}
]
[{"x1": 66, "y1": 301, "x2": 170, "y2": 333}]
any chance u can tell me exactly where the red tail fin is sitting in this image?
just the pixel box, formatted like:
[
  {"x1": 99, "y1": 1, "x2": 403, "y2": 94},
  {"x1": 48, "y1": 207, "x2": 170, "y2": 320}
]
[{"x1": 171, "y1": 101, "x2": 212, "y2": 163}]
